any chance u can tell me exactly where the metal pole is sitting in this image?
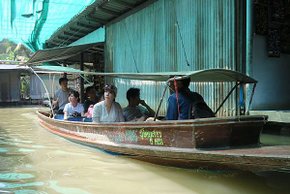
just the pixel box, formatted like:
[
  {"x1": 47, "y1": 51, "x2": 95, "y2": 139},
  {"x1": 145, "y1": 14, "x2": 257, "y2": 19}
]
[
  {"x1": 154, "y1": 83, "x2": 169, "y2": 121},
  {"x1": 246, "y1": 83, "x2": 256, "y2": 115},
  {"x1": 214, "y1": 83, "x2": 239, "y2": 115}
]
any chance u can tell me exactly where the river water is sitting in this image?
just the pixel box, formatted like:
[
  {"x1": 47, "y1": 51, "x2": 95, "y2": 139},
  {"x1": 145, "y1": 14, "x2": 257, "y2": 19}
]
[{"x1": 0, "y1": 107, "x2": 290, "y2": 194}]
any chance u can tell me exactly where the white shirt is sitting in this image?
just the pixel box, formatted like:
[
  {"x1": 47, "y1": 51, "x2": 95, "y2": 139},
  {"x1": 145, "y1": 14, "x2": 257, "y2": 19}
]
[
  {"x1": 63, "y1": 103, "x2": 84, "y2": 117},
  {"x1": 92, "y1": 101, "x2": 124, "y2": 123},
  {"x1": 54, "y1": 88, "x2": 71, "y2": 110}
]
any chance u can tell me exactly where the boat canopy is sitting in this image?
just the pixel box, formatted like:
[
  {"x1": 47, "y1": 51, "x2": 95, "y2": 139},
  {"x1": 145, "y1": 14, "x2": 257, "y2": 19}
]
[{"x1": 32, "y1": 65, "x2": 257, "y2": 84}]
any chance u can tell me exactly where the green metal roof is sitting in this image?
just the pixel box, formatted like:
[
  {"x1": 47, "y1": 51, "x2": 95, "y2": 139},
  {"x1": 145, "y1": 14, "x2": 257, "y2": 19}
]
[{"x1": 45, "y1": 0, "x2": 156, "y2": 48}]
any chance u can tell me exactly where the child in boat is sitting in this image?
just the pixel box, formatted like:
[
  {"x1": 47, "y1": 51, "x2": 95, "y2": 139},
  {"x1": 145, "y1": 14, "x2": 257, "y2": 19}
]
[
  {"x1": 92, "y1": 84, "x2": 124, "y2": 123},
  {"x1": 166, "y1": 77, "x2": 215, "y2": 120},
  {"x1": 123, "y1": 88, "x2": 155, "y2": 122},
  {"x1": 63, "y1": 90, "x2": 84, "y2": 121}
]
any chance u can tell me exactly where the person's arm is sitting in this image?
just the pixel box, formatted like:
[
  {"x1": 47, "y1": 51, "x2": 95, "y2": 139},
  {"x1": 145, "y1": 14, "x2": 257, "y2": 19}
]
[
  {"x1": 52, "y1": 91, "x2": 59, "y2": 108},
  {"x1": 63, "y1": 104, "x2": 69, "y2": 120},
  {"x1": 92, "y1": 103, "x2": 101, "y2": 123},
  {"x1": 140, "y1": 100, "x2": 155, "y2": 117}
]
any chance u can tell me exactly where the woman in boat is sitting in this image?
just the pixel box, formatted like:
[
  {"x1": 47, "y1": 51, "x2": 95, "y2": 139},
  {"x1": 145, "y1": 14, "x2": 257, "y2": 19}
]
[
  {"x1": 63, "y1": 90, "x2": 84, "y2": 121},
  {"x1": 166, "y1": 77, "x2": 214, "y2": 120},
  {"x1": 92, "y1": 84, "x2": 124, "y2": 123},
  {"x1": 123, "y1": 87, "x2": 155, "y2": 122}
]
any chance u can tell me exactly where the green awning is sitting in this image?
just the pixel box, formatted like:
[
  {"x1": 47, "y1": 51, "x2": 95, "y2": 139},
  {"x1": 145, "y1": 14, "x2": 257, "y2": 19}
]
[
  {"x1": 32, "y1": 66, "x2": 257, "y2": 83},
  {"x1": 33, "y1": 65, "x2": 83, "y2": 74},
  {"x1": 26, "y1": 42, "x2": 103, "y2": 65}
]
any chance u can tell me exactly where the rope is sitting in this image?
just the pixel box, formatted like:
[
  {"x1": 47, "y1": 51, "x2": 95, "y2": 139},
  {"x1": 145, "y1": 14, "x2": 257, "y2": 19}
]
[{"x1": 174, "y1": 78, "x2": 180, "y2": 117}]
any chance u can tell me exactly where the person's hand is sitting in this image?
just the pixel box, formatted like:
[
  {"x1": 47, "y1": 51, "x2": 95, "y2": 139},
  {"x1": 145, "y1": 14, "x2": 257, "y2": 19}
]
[
  {"x1": 132, "y1": 116, "x2": 146, "y2": 122},
  {"x1": 52, "y1": 98, "x2": 59, "y2": 106},
  {"x1": 139, "y1": 99, "x2": 147, "y2": 106},
  {"x1": 72, "y1": 112, "x2": 81, "y2": 117}
]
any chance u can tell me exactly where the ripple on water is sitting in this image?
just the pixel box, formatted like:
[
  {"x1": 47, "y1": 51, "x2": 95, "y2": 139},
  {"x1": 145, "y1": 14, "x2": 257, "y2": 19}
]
[
  {"x1": 0, "y1": 189, "x2": 13, "y2": 194},
  {"x1": 18, "y1": 148, "x2": 35, "y2": 153},
  {"x1": 0, "y1": 148, "x2": 8, "y2": 153},
  {"x1": 48, "y1": 181, "x2": 91, "y2": 194},
  {"x1": 14, "y1": 190, "x2": 47, "y2": 194},
  {"x1": 0, "y1": 173, "x2": 44, "y2": 191},
  {"x1": 0, "y1": 181, "x2": 44, "y2": 189},
  {"x1": 0, "y1": 173, "x2": 34, "y2": 181}
]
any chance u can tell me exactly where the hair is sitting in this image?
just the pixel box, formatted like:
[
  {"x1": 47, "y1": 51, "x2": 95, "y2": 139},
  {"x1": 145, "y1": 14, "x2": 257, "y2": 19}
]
[
  {"x1": 168, "y1": 77, "x2": 191, "y2": 91},
  {"x1": 104, "y1": 84, "x2": 117, "y2": 96},
  {"x1": 181, "y1": 77, "x2": 191, "y2": 88},
  {"x1": 59, "y1": 77, "x2": 68, "y2": 85},
  {"x1": 126, "y1": 88, "x2": 140, "y2": 101},
  {"x1": 85, "y1": 86, "x2": 95, "y2": 94},
  {"x1": 168, "y1": 77, "x2": 191, "y2": 97},
  {"x1": 69, "y1": 90, "x2": 80, "y2": 102}
]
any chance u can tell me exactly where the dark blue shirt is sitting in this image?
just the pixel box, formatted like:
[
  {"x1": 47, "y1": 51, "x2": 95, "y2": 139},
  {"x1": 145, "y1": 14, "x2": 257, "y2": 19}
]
[{"x1": 166, "y1": 92, "x2": 193, "y2": 120}]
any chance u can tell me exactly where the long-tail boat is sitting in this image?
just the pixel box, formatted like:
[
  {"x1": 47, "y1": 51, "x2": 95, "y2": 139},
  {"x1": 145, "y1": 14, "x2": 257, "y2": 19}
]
[{"x1": 36, "y1": 68, "x2": 290, "y2": 172}]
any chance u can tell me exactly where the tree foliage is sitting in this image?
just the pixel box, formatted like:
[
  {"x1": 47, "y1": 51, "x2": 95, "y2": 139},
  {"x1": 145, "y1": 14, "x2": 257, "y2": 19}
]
[{"x1": 0, "y1": 39, "x2": 32, "y2": 62}]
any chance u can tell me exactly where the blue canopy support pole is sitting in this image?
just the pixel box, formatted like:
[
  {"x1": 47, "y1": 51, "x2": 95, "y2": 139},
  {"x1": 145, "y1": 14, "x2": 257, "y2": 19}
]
[
  {"x1": 246, "y1": 83, "x2": 256, "y2": 115},
  {"x1": 214, "y1": 83, "x2": 239, "y2": 115},
  {"x1": 239, "y1": 83, "x2": 246, "y2": 115}
]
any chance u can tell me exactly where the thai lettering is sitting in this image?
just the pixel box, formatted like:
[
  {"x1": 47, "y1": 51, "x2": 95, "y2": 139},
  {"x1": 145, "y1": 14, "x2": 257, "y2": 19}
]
[
  {"x1": 154, "y1": 138, "x2": 164, "y2": 145},
  {"x1": 140, "y1": 129, "x2": 164, "y2": 146},
  {"x1": 140, "y1": 129, "x2": 162, "y2": 139}
]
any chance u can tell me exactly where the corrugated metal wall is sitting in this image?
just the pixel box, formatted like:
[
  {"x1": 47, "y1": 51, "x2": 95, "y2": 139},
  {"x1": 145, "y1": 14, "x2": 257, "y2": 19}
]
[
  {"x1": 105, "y1": 0, "x2": 243, "y2": 116},
  {"x1": 0, "y1": 71, "x2": 21, "y2": 102},
  {"x1": 30, "y1": 74, "x2": 61, "y2": 99}
]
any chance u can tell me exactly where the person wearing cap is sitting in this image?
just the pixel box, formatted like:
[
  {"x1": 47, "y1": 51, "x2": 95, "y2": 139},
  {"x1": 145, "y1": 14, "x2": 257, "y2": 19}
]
[
  {"x1": 123, "y1": 88, "x2": 155, "y2": 122},
  {"x1": 52, "y1": 77, "x2": 72, "y2": 115},
  {"x1": 92, "y1": 84, "x2": 124, "y2": 123},
  {"x1": 166, "y1": 77, "x2": 214, "y2": 120}
]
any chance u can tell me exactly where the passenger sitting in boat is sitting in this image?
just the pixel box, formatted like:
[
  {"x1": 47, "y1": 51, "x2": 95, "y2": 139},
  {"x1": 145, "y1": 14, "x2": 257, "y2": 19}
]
[
  {"x1": 52, "y1": 77, "x2": 72, "y2": 114},
  {"x1": 123, "y1": 88, "x2": 155, "y2": 122},
  {"x1": 83, "y1": 86, "x2": 102, "y2": 117},
  {"x1": 63, "y1": 90, "x2": 84, "y2": 121},
  {"x1": 166, "y1": 77, "x2": 215, "y2": 120},
  {"x1": 92, "y1": 84, "x2": 124, "y2": 123}
]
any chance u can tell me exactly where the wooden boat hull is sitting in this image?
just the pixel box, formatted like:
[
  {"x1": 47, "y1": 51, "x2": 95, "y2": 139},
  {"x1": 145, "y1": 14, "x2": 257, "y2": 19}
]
[{"x1": 37, "y1": 111, "x2": 290, "y2": 172}]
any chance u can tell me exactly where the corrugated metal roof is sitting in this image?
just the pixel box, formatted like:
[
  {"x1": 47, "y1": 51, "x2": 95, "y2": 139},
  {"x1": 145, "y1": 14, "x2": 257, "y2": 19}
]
[
  {"x1": 26, "y1": 42, "x2": 103, "y2": 65},
  {"x1": 45, "y1": 0, "x2": 156, "y2": 48}
]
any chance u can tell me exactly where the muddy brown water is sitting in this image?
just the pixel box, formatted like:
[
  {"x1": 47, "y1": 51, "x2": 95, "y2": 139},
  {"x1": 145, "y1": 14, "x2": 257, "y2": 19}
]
[{"x1": 0, "y1": 106, "x2": 289, "y2": 194}]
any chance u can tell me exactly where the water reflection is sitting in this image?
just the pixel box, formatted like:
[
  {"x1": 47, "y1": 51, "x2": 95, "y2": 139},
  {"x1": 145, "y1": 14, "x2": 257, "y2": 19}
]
[{"x1": 0, "y1": 107, "x2": 289, "y2": 194}]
